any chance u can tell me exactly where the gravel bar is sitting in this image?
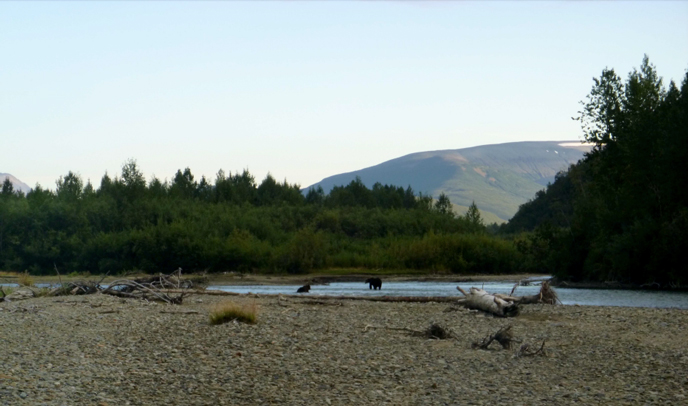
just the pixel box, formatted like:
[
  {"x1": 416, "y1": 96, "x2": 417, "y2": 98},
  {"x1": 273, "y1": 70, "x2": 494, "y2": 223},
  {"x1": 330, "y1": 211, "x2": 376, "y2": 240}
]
[{"x1": 1, "y1": 293, "x2": 687, "y2": 405}]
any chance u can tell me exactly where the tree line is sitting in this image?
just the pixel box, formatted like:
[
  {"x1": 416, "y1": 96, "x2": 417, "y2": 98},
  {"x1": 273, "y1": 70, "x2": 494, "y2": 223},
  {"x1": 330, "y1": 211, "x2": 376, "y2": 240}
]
[
  {"x1": 503, "y1": 56, "x2": 688, "y2": 286},
  {"x1": 0, "y1": 164, "x2": 520, "y2": 275}
]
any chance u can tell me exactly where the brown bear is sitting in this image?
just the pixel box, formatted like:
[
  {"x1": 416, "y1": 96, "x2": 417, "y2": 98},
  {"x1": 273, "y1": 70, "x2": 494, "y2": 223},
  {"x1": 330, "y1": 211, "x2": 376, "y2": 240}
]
[
  {"x1": 296, "y1": 284, "x2": 311, "y2": 293},
  {"x1": 365, "y1": 278, "x2": 382, "y2": 290}
]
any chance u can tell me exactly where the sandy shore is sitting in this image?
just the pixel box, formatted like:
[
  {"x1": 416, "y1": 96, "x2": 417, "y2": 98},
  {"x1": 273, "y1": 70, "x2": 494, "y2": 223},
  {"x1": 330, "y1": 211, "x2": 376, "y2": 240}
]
[{"x1": 1, "y1": 292, "x2": 686, "y2": 405}]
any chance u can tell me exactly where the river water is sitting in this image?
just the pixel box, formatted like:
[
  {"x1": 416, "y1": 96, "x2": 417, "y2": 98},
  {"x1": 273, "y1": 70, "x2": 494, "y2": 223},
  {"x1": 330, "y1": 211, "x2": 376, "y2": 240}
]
[
  {"x1": 207, "y1": 280, "x2": 688, "y2": 309},
  {"x1": 4, "y1": 280, "x2": 687, "y2": 309}
]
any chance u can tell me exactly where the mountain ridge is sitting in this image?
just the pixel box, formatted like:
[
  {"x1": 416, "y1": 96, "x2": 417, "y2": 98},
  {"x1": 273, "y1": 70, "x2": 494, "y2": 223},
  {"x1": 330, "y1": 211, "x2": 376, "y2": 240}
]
[
  {"x1": 1, "y1": 173, "x2": 31, "y2": 194},
  {"x1": 306, "y1": 141, "x2": 591, "y2": 222}
]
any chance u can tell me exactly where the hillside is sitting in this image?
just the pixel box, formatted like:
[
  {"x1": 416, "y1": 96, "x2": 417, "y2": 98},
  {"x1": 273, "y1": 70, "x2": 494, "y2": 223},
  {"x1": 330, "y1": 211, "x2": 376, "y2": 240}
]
[
  {"x1": 305, "y1": 141, "x2": 591, "y2": 222},
  {"x1": 0, "y1": 173, "x2": 31, "y2": 194}
]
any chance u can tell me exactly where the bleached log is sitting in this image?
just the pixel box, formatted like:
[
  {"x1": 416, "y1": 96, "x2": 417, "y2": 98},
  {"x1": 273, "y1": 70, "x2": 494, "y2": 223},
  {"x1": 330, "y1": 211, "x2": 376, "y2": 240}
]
[
  {"x1": 493, "y1": 293, "x2": 541, "y2": 304},
  {"x1": 501, "y1": 280, "x2": 559, "y2": 305},
  {"x1": 456, "y1": 287, "x2": 519, "y2": 317},
  {"x1": 3, "y1": 287, "x2": 36, "y2": 302}
]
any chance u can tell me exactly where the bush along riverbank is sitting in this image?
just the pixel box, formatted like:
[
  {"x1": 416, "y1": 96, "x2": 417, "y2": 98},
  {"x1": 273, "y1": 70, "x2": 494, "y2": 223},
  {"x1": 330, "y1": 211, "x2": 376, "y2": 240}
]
[{"x1": 0, "y1": 165, "x2": 525, "y2": 276}]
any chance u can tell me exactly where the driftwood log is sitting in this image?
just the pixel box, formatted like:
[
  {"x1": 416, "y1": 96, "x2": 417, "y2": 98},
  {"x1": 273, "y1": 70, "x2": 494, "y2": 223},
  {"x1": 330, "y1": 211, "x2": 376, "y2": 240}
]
[
  {"x1": 457, "y1": 287, "x2": 520, "y2": 317},
  {"x1": 456, "y1": 281, "x2": 559, "y2": 317},
  {"x1": 1, "y1": 287, "x2": 37, "y2": 302},
  {"x1": 500, "y1": 280, "x2": 559, "y2": 305}
]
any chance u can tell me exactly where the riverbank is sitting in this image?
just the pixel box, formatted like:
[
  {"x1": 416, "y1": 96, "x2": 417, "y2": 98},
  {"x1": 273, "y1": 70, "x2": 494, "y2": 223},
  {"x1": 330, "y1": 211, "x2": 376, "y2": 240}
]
[
  {"x1": 1, "y1": 270, "x2": 547, "y2": 288},
  {"x1": 199, "y1": 272, "x2": 548, "y2": 286},
  {"x1": 1, "y1": 293, "x2": 686, "y2": 405},
  {"x1": 549, "y1": 277, "x2": 688, "y2": 291}
]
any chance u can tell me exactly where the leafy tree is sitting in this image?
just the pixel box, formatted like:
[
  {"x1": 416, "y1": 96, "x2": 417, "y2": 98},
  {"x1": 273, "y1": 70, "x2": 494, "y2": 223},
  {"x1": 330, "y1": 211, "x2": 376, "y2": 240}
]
[
  {"x1": 121, "y1": 159, "x2": 146, "y2": 189},
  {"x1": 55, "y1": 171, "x2": 84, "y2": 202},
  {"x1": 26, "y1": 184, "x2": 53, "y2": 208},
  {"x1": 148, "y1": 176, "x2": 167, "y2": 199},
  {"x1": 257, "y1": 174, "x2": 298, "y2": 206},
  {"x1": 327, "y1": 177, "x2": 373, "y2": 208},
  {"x1": 229, "y1": 169, "x2": 257, "y2": 204},
  {"x1": 169, "y1": 168, "x2": 197, "y2": 199},
  {"x1": 464, "y1": 201, "x2": 484, "y2": 231},
  {"x1": 197, "y1": 176, "x2": 213, "y2": 202},
  {"x1": 120, "y1": 159, "x2": 146, "y2": 201},
  {"x1": 434, "y1": 193, "x2": 453, "y2": 215},
  {"x1": 305, "y1": 186, "x2": 325, "y2": 206},
  {"x1": 83, "y1": 180, "x2": 95, "y2": 197},
  {"x1": 1, "y1": 178, "x2": 14, "y2": 196}
]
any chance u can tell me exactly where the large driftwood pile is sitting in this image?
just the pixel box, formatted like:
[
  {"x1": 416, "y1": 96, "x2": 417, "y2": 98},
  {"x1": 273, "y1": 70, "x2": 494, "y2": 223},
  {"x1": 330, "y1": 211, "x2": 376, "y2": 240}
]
[
  {"x1": 100, "y1": 268, "x2": 191, "y2": 304},
  {"x1": 457, "y1": 280, "x2": 559, "y2": 317},
  {"x1": 115, "y1": 269, "x2": 197, "y2": 291}
]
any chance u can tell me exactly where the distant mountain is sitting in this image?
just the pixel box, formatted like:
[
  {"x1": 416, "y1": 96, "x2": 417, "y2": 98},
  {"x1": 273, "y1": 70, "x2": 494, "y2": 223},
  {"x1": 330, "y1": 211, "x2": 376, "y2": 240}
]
[
  {"x1": 305, "y1": 141, "x2": 592, "y2": 222},
  {"x1": 0, "y1": 173, "x2": 31, "y2": 194}
]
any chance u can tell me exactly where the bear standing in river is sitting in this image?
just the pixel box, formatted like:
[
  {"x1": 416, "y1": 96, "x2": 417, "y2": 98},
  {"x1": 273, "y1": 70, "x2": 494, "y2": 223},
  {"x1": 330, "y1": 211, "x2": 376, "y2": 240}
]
[
  {"x1": 296, "y1": 284, "x2": 311, "y2": 293},
  {"x1": 365, "y1": 278, "x2": 382, "y2": 290}
]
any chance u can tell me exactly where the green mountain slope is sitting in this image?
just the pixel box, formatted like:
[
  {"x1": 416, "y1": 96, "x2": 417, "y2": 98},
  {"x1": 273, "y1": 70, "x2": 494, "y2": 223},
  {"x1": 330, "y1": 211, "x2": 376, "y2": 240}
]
[{"x1": 306, "y1": 141, "x2": 591, "y2": 222}]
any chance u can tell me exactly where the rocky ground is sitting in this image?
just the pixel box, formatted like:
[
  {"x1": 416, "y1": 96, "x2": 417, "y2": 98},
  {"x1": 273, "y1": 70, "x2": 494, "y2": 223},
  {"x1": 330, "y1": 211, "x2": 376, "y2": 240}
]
[{"x1": 1, "y1": 292, "x2": 687, "y2": 405}]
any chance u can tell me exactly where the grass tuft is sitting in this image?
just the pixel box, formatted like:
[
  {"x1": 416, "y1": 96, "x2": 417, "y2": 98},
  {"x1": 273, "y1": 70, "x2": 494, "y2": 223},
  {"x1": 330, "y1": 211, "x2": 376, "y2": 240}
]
[
  {"x1": 209, "y1": 301, "x2": 257, "y2": 325},
  {"x1": 17, "y1": 271, "x2": 34, "y2": 287}
]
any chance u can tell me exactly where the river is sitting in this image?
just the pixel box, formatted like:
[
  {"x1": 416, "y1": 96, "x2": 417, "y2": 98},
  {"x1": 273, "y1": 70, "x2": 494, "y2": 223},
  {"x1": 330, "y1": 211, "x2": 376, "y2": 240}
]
[
  {"x1": 207, "y1": 280, "x2": 688, "y2": 309},
  {"x1": 4, "y1": 279, "x2": 687, "y2": 309}
]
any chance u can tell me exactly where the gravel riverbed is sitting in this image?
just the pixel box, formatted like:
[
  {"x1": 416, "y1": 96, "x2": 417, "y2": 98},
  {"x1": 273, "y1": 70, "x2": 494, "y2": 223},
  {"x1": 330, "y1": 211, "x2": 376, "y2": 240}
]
[{"x1": 1, "y1": 293, "x2": 687, "y2": 405}]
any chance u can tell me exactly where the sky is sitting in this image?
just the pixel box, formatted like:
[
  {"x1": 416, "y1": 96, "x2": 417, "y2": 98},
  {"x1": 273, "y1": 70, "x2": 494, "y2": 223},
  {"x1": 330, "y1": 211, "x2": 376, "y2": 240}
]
[{"x1": 2, "y1": 1, "x2": 687, "y2": 191}]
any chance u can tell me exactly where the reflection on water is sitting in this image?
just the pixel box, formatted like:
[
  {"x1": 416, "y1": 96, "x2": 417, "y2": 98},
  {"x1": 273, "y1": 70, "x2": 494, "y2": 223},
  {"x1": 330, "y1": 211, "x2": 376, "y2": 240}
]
[{"x1": 207, "y1": 281, "x2": 688, "y2": 309}]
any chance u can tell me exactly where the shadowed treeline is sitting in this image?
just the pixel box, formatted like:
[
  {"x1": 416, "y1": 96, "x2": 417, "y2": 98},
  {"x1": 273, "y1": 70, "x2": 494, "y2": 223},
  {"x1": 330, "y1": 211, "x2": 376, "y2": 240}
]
[{"x1": 502, "y1": 56, "x2": 688, "y2": 287}]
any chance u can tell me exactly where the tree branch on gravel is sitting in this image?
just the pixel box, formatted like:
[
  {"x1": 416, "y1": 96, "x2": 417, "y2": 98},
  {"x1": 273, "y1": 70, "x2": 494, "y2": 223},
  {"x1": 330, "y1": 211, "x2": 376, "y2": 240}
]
[
  {"x1": 472, "y1": 325, "x2": 518, "y2": 350},
  {"x1": 516, "y1": 339, "x2": 548, "y2": 357},
  {"x1": 364, "y1": 323, "x2": 458, "y2": 340}
]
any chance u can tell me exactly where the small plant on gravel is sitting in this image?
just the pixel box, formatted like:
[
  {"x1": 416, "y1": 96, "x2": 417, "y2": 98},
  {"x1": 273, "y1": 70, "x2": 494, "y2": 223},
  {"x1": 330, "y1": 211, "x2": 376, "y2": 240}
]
[
  {"x1": 17, "y1": 271, "x2": 34, "y2": 287},
  {"x1": 423, "y1": 323, "x2": 455, "y2": 340},
  {"x1": 209, "y1": 301, "x2": 257, "y2": 325}
]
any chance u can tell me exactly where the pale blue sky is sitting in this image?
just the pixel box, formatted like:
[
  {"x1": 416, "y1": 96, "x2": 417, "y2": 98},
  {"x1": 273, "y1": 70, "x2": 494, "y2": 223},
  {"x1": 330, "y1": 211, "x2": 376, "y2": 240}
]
[{"x1": 2, "y1": 1, "x2": 687, "y2": 190}]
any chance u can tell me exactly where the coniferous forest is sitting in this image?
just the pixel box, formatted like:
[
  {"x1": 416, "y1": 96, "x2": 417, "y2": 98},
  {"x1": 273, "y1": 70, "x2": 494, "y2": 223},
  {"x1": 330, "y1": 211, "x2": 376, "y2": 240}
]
[
  {"x1": 504, "y1": 56, "x2": 688, "y2": 286},
  {"x1": 2, "y1": 57, "x2": 686, "y2": 287}
]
